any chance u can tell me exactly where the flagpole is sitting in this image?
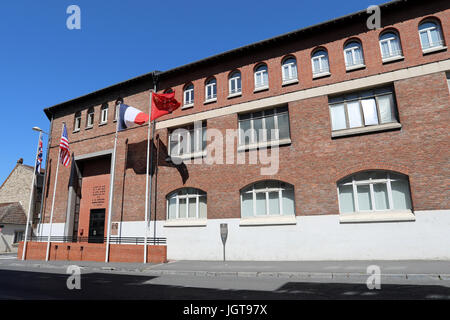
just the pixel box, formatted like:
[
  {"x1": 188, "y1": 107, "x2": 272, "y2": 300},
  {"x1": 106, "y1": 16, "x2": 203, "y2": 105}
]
[
  {"x1": 144, "y1": 87, "x2": 156, "y2": 263},
  {"x1": 105, "y1": 105, "x2": 120, "y2": 263},
  {"x1": 22, "y1": 131, "x2": 43, "y2": 260},
  {"x1": 45, "y1": 124, "x2": 64, "y2": 261}
]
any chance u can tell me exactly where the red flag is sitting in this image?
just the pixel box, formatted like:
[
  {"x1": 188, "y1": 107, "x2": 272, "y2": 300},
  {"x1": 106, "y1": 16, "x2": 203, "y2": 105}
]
[{"x1": 150, "y1": 92, "x2": 181, "y2": 121}]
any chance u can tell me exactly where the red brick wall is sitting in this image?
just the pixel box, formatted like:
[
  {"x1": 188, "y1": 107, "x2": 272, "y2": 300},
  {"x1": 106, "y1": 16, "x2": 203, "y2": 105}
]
[{"x1": 17, "y1": 242, "x2": 167, "y2": 263}]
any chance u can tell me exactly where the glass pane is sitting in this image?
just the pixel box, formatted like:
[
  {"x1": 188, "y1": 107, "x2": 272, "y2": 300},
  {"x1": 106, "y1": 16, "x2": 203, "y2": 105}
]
[
  {"x1": 190, "y1": 131, "x2": 195, "y2": 153},
  {"x1": 253, "y1": 116, "x2": 263, "y2": 143},
  {"x1": 374, "y1": 183, "x2": 389, "y2": 210},
  {"x1": 168, "y1": 197, "x2": 177, "y2": 219},
  {"x1": 391, "y1": 180, "x2": 412, "y2": 210},
  {"x1": 345, "y1": 50, "x2": 353, "y2": 65},
  {"x1": 378, "y1": 94, "x2": 395, "y2": 123},
  {"x1": 239, "y1": 120, "x2": 251, "y2": 145},
  {"x1": 357, "y1": 185, "x2": 372, "y2": 211},
  {"x1": 199, "y1": 196, "x2": 207, "y2": 218},
  {"x1": 188, "y1": 198, "x2": 196, "y2": 218},
  {"x1": 241, "y1": 192, "x2": 253, "y2": 217},
  {"x1": 339, "y1": 185, "x2": 355, "y2": 213},
  {"x1": 179, "y1": 198, "x2": 187, "y2": 218},
  {"x1": 347, "y1": 101, "x2": 363, "y2": 128},
  {"x1": 282, "y1": 188, "x2": 295, "y2": 215},
  {"x1": 430, "y1": 28, "x2": 441, "y2": 46},
  {"x1": 381, "y1": 41, "x2": 390, "y2": 58},
  {"x1": 255, "y1": 192, "x2": 266, "y2": 215},
  {"x1": 277, "y1": 113, "x2": 290, "y2": 140},
  {"x1": 330, "y1": 104, "x2": 347, "y2": 130},
  {"x1": 265, "y1": 114, "x2": 275, "y2": 141},
  {"x1": 202, "y1": 128, "x2": 207, "y2": 151},
  {"x1": 268, "y1": 192, "x2": 280, "y2": 215},
  {"x1": 361, "y1": 98, "x2": 379, "y2": 126},
  {"x1": 420, "y1": 31, "x2": 430, "y2": 49}
]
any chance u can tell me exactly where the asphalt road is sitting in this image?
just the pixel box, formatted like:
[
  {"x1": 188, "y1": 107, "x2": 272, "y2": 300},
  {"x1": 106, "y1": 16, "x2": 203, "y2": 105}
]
[{"x1": 0, "y1": 264, "x2": 449, "y2": 300}]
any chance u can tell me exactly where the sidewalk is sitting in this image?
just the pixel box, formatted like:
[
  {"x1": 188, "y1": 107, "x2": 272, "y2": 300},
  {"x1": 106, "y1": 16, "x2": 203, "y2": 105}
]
[{"x1": 0, "y1": 257, "x2": 449, "y2": 280}]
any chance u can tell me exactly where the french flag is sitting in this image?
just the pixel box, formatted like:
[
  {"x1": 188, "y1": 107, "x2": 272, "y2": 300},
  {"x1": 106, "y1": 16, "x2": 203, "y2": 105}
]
[{"x1": 118, "y1": 104, "x2": 149, "y2": 131}]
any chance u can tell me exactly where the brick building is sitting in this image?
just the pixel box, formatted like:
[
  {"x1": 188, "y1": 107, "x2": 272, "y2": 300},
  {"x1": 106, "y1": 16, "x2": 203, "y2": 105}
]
[
  {"x1": 0, "y1": 159, "x2": 43, "y2": 252},
  {"x1": 36, "y1": 0, "x2": 449, "y2": 261}
]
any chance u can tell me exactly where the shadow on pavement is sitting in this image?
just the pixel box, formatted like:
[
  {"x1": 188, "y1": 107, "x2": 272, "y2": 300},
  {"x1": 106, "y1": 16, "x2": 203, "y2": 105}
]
[{"x1": 0, "y1": 269, "x2": 449, "y2": 300}]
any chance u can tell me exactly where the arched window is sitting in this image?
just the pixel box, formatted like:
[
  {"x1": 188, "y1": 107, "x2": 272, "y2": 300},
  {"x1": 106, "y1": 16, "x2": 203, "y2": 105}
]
[
  {"x1": 183, "y1": 83, "x2": 194, "y2": 107},
  {"x1": 418, "y1": 20, "x2": 444, "y2": 51},
  {"x1": 337, "y1": 171, "x2": 412, "y2": 214},
  {"x1": 254, "y1": 64, "x2": 269, "y2": 90},
  {"x1": 311, "y1": 49, "x2": 330, "y2": 77},
  {"x1": 344, "y1": 41, "x2": 365, "y2": 69},
  {"x1": 73, "y1": 111, "x2": 81, "y2": 132},
  {"x1": 86, "y1": 107, "x2": 94, "y2": 128},
  {"x1": 205, "y1": 78, "x2": 217, "y2": 102},
  {"x1": 167, "y1": 188, "x2": 207, "y2": 220},
  {"x1": 379, "y1": 31, "x2": 403, "y2": 60},
  {"x1": 228, "y1": 71, "x2": 242, "y2": 96},
  {"x1": 240, "y1": 181, "x2": 295, "y2": 217},
  {"x1": 281, "y1": 57, "x2": 298, "y2": 83},
  {"x1": 100, "y1": 103, "x2": 108, "y2": 124}
]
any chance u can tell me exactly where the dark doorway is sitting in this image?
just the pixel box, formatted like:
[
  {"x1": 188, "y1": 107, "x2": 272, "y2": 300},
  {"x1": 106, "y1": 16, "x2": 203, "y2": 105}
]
[{"x1": 88, "y1": 209, "x2": 105, "y2": 243}]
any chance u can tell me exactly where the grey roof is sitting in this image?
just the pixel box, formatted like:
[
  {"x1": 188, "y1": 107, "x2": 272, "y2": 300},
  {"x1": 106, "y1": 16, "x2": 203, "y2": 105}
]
[
  {"x1": 43, "y1": 0, "x2": 413, "y2": 119},
  {"x1": 0, "y1": 203, "x2": 27, "y2": 225}
]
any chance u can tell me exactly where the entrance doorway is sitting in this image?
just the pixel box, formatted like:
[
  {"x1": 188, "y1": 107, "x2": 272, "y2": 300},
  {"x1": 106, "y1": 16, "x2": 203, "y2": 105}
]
[{"x1": 88, "y1": 209, "x2": 105, "y2": 243}]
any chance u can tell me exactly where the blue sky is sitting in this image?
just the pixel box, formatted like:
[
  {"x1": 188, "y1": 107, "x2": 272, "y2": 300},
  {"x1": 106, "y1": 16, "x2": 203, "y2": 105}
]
[{"x1": 0, "y1": 0, "x2": 382, "y2": 183}]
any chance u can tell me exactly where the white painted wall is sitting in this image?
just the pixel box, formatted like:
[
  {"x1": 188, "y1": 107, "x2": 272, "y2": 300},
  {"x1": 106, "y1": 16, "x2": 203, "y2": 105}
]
[
  {"x1": 0, "y1": 224, "x2": 24, "y2": 253},
  {"x1": 37, "y1": 223, "x2": 65, "y2": 238},
  {"x1": 39, "y1": 210, "x2": 450, "y2": 260}
]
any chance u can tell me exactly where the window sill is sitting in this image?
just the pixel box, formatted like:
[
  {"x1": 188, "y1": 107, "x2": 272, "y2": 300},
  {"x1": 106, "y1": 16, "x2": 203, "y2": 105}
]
[
  {"x1": 240, "y1": 215, "x2": 297, "y2": 226},
  {"x1": 85, "y1": 126, "x2": 93, "y2": 130},
  {"x1": 382, "y1": 55, "x2": 404, "y2": 64},
  {"x1": 164, "y1": 219, "x2": 207, "y2": 227},
  {"x1": 237, "y1": 138, "x2": 291, "y2": 151},
  {"x1": 227, "y1": 92, "x2": 242, "y2": 99},
  {"x1": 254, "y1": 85, "x2": 269, "y2": 93},
  {"x1": 99, "y1": 122, "x2": 108, "y2": 127},
  {"x1": 313, "y1": 71, "x2": 331, "y2": 79},
  {"x1": 422, "y1": 46, "x2": 447, "y2": 55},
  {"x1": 204, "y1": 98, "x2": 217, "y2": 105},
  {"x1": 282, "y1": 79, "x2": 298, "y2": 86},
  {"x1": 72, "y1": 129, "x2": 80, "y2": 133},
  {"x1": 345, "y1": 64, "x2": 366, "y2": 72},
  {"x1": 339, "y1": 210, "x2": 415, "y2": 223},
  {"x1": 181, "y1": 103, "x2": 194, "y2": 110},
  {"x1": 331, "y1": 122, "x2": 401, "y2": 138}
]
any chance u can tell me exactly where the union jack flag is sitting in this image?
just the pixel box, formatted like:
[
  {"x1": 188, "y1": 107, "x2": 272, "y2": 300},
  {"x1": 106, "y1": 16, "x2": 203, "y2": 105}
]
[
  {"x1": 35, "y1": 135, "x2": 43, "y2": 174},
  {"x1": 60, "y1": 124, "x2": 71, "y2": 167}
]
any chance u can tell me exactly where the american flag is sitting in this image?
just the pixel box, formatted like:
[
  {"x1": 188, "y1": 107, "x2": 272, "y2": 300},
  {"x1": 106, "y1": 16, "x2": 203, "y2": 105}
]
[
  {"x1": 35, "y1": 134, "x2": 43, "y2": 174},
  {"x1": 60, "y1": 124, "x2": 71, "y2": 167}
]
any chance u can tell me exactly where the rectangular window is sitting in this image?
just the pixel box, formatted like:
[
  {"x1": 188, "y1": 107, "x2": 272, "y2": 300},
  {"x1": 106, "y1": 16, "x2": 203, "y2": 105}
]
[
  {"x1": 74, "y1": 114, "x2": 81, "y2": 131},
  {"x1": 238, "y1": 106, "x2": 290, "y2": 147},
  {"x1": 168, "y1": 122, "x2": 206, "y2": 158},
  {"x1": 14, "y1": 231, "x2": 24, "y2": 243},
  {"x1": 86, "y1": 110, "x2": 94, "y2": 128},
  {"x1": 328, "y1": 86, "x2": 398, "y2": 132},
  {"x1": 100, "y1": 106, "x2": 108, "y2": 124}
]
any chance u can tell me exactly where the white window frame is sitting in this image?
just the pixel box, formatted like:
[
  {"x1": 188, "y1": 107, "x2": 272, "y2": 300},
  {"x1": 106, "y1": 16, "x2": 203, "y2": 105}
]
[
  {"x1": 74, "y1": 112, "x2": 81, "y2": 132},
  {"x1": 281, "y1": 58, "x2": 298, "y2": 84},
  {"x1": 166, "y1": 189, "x2": 207, "y2": 220},
  {"x1": 86, "y1": 109, "x2": 94, "y2": 128},
  {"x1": 254, "y1": 65, "x2": 269, "y2": 90},
  {"x1": 229, "y1": 72, "x2": 242, "y2": 96},
  {"x1": 419, "y1": 21, "x2": 445, "y2": 52},
  {"x1": 311, "y1": 50, "x2": 330, "y2": 77},
  {"x1": 238, "y1": 106, "x2": 290, "y2": 149},
  {"x1": 379, "y1": 32, "x2": 403, "y2": 61},
  {"x1": 168, "y1": 124, "x2": 206, "y2": 159},
  {"x1": 205, "y1": 79, "x2": 217, "y2": 102},
  {"x1": 240, "y1": 181, "x2": 295, "y2": 217},
  {"x1": 344, "y1": 42, "x2": 365, "y2": 70},
  {"x1": 328, "y1": 87, "x2": 398, "y2": 134},
  {"x1": 183, "y1": 85, "x2": 194, "y2": 108},
  {"x1": 100, "y1": 105, "x2": 108, "y2": 124},
  {"x1": 337, "y1": 171, "x2": 415, "y2": 223}
]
